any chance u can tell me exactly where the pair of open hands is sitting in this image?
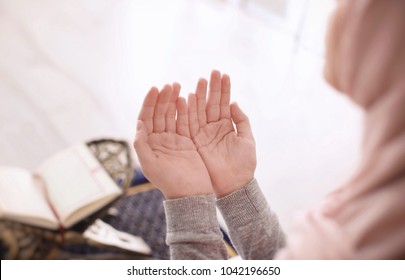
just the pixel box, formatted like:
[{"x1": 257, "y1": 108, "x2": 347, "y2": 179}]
[{"x1": 134, "y1": 70, "x2": 256, "y2": 199}]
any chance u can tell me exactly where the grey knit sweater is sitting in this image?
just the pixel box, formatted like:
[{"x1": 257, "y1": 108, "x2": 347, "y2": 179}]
[{"x1": 163, "y1": 179, "x2": 285, "y2": 259}]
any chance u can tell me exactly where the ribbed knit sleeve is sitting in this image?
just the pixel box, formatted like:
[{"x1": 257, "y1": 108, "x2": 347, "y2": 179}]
[
  {"x1": 164, "y1": 194, "x2": 228, "y2": 259},
  {"x1": 217, "y1": 179, "x2": 285, "y2": 259}
]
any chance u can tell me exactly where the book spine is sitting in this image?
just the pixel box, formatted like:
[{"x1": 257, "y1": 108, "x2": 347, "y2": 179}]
[{"x1": 34, "y1": 174, "x2": 65, "y2": 243}]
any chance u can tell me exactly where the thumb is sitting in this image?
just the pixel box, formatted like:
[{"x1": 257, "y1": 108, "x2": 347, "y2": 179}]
[
  {"x1": 230, "y1": 102, "x2": 254, "y2": 140},
  {"x1": 134, "y1": 120, "x2": 154, "y2": 165}
]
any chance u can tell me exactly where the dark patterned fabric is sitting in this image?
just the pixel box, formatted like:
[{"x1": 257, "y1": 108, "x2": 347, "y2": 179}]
[{"x1": 102, "y1": 188, "x2": 169, "y2": 260}]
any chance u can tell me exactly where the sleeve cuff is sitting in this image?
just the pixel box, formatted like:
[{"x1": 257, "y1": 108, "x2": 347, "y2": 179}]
[
  {"x1": 216, "y1": 178, "x2": 268, "y2": 226},
  {"x1": 164, "y1": 194, "x2": 219, "y2": 232}
]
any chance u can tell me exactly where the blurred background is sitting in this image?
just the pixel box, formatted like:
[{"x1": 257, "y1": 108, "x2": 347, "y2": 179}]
[{"x1": 0, "y1": 0, "x2": 363, "y2": 231}]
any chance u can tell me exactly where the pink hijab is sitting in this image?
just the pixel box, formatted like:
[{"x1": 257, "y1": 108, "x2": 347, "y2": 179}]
[{"x1": 277, "y1": 0, "x2": 405, "y2": 259}]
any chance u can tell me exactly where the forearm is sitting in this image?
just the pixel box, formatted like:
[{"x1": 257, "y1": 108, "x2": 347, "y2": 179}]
[
  {"x1": 164, "y1": 194, "x2": 228, "y2": 260},
  {"x1": 217, "y1": 179, "x2": 285, "y2": 259}
]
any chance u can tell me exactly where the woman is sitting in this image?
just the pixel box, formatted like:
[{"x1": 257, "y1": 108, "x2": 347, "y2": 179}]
[{"x1": 134, "y1": 0, "x2": 405, "y2": 259}]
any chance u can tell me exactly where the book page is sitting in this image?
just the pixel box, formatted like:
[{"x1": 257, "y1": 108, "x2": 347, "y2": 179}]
[
  {"x1": 37, "y1": 144, "x2": 122, "y2": 228},
  {"x1": 0, "y1": 166, "x2": 58, "y2": 229}
]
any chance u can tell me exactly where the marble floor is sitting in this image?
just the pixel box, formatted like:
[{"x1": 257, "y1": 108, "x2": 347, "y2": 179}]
[{"x1": 0, "y1": 0, "x2": 363, "y2": 231}]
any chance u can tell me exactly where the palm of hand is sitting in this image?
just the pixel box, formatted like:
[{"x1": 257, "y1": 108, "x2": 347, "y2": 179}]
[
  {"x1": 136, "y1": 71, "x2": 257, "y2": 199},
  {"x1": 193, "y1": 119, "x2": 256, "y2": 197},
  {"x1": 135, "y1": 84, "x2": 213, "y2": 199},
  {"x1": 144, "y1": 131, "x2": 212, "y2": 199}
]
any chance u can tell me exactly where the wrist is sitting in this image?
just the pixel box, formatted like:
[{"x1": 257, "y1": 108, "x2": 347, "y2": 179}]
[
  {"x1": 213, "y1": 176, "x2": 255, "y2": 199},
  {"x1": 162, "y1": 184, "x2": 214, "y2": 200}
]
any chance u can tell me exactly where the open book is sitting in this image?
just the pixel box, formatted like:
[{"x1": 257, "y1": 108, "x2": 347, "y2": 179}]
[{"x1": 0, "y1": 144, "x2": 123, "y2": 230}]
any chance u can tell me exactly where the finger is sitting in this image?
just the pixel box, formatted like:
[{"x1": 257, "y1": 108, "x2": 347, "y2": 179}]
[
  {"x1": 134, "y1": 120, "x2": 154, "y2": 167},
  {"x1": 188, "y1": 94, "x2": 199, "y2": 138},
  {"x1": 138, "y1": 87, "x2": 159, "y2": 134},
  {"x1": 195, "y1": 78, "x2": 208, "y2": 127},
  {"x1": 165, "y1": 82, "x2": 181, "y2": 133},
  {"x1": 206, "y1": 70, "x2": 221, "y2": 123},
  {"x1": 153, "y1": 84, "x2": 172, "y2": 133},
  {"x1": 230, "y1": 102, "x2": 254, "y2": 140},
  {"x1": 176, "y1": 97, "x2": 190, "y2": 137},
  {"x1": 220, "y1": 74, "x2": 231, "y2": 119}
]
